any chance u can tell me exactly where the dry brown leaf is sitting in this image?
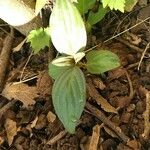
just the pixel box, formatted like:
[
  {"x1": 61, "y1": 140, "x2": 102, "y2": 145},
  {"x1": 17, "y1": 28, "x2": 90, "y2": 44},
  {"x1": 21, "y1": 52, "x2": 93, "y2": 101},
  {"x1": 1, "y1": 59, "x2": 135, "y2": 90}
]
[
  {"x1": 37, "y1": 71, "x2": 53, "y2": 96},
  {"x1": 87, "y1": 79, "x2": 117, "y2": 113},
  {"x1": 5, "y1": 118, "x2": 17, "y2": 146},
  {"x1": 2, "y1": 83, "x2": 38, "y2": 107},
  {"x1": 47, "y1": 111, "x2": 56, "y2": 123},
  {"x1": 92, "y1": 77, "x2": 106, "y2": 90},
  {"x1": 89, "y1": 125, "x2": 100, "y2": 150},
  {"x1": 0, "y1": 136, "x2": 4, "y2": 145},
  {"x1": 127, "y1": 140, "x2": 141, "y2": 150},
  {"x1": 31, "y1": 116, "x2": 38, "y2": 128}
]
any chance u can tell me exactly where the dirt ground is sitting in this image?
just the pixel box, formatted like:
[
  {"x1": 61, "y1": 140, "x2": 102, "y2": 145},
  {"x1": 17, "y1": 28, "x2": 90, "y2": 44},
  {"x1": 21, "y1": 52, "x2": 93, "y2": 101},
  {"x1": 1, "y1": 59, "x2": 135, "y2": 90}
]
[{"x1": 0, "y1": 1, "x2": 150, "y2": 150}]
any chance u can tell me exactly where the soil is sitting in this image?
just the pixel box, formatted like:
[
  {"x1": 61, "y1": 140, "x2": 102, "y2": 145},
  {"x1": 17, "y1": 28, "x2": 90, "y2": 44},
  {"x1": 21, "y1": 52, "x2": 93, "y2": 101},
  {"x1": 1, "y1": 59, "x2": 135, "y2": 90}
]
[{"x1": 0, "y1": 1, "x2": 150, "y2": 150}]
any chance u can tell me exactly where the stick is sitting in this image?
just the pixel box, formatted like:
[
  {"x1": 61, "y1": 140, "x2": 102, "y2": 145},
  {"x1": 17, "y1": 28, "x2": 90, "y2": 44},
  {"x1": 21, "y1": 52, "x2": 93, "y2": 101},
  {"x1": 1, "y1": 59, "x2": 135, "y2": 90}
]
[
  {"x1": 0, "y1": 27, "x2": 14, "y2": 92},
  {"x1": 86, "y1": 102, "x2": 130, "y2": 143}
]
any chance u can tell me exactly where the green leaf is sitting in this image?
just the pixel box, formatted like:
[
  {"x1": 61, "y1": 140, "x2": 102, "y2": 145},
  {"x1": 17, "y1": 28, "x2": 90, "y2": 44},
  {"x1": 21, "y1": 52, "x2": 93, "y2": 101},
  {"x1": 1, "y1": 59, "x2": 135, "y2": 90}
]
[
  {"x1": 52, "y1": 67, "x2": 86, "y2": 133},
  {"x1": 102, "y1": 0, "x2": 125, "y2": 12},
  {"x1": 124, "y1": 0, "x2": 138, "y2": 12},
  {"x1": 87, "y1": 5, "x2": 108, "y2": 26},
  {"x1": 35, "y1": 0, "x2": 47, "y2": 15},
  {"x1": 27, "y1": 27, "x2": 50, "y2": 54},
  {"x1": 48, "y1": 63, "x2": 72, "y2": 79},
  {"x1": 49, "y1": 0, "x2": 87, "y2": 56},
  {"x1": 74, "y1": 0, "x2": 96, "y2": 15},
  {"x1": 86, "y1": 50, "x2": 120, "y2": 74}
]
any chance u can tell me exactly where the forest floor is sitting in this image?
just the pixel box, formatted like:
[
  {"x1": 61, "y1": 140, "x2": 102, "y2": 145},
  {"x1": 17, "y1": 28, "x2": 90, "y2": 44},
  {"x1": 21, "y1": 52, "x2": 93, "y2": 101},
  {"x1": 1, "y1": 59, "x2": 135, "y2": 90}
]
[{"x1": 0, "y1": 1, "x2": 150, "y2": 150}]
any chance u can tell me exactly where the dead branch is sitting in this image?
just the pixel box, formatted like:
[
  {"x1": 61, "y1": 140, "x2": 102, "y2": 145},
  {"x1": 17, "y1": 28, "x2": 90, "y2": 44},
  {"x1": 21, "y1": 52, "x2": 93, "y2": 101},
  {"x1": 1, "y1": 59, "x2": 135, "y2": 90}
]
[
  {"x1": 0, "y1": 28, "x2": 14, "y2": 92},
  {"x1": 86, "y1": 102, "x2": 130, "y2": 143}
]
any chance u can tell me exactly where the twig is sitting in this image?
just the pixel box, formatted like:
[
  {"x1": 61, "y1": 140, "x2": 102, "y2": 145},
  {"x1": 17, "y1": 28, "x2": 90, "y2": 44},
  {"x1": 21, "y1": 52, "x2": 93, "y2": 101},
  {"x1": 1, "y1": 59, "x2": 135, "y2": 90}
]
[
  {"x1": 142, "y1": 90, "x2": 150, "y2": 140},
  {"x1": 127, "y1": 62, "x2": 139, "y2": 69},
  {"x1": 125, "y1": 71, "x2": 134, "y2": 100},
  {"x1": 20, "y1": 52, "x2": 33, "y2": 81},
  {"x1": 138, "y1": 42, "x2": 150, "y2": 70},
  {"x1": 86, "y1": 102, "x2": 130, "y2": 143},
  {"x1": 0, "y1": 27, "x2": 14, "y2": 92},
  {"x1": 104, "y1": 16, "x2": 150, "y2": 43},
  {"x1": 116, "y1": 37, "x2": 143, "y2": 53},
  {"x1": 47, "y1": 130, "x2": 67, "y2": 145}
]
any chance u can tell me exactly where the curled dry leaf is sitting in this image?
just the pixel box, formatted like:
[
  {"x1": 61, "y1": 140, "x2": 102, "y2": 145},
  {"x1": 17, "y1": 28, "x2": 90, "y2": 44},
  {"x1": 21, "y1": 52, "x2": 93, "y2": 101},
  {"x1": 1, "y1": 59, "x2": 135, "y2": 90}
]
[
  {"x1": 89, "y1": 125, "x2": 100, "y2": 150},
  {"x1": 2, "y1": 83, "x2": 38, "y2": 107},
  {"x1": 4, "y1": 118, "x2": 17, "y2": 146}
]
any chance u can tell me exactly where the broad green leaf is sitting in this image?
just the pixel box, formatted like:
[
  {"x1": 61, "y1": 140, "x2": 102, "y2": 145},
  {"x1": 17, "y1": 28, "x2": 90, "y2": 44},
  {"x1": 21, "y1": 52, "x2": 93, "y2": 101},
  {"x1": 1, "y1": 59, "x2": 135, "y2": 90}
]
[
  {"x1": 27, "y1": 27, "x2": 50, "y2": 54},
  {"x1": 52, "y1": 67, "x2": 86, "y2": 133},
  {"x1": 48, "y1": 63, "x2": 72, "y2": 79},
  {"x1": 49, "y1": 0, "x2": 87, "y2": 56},
  {"x1": 102, "y1": 0, "x2": 125, "y2": 12},
  {"x1": 125, "y1": 0, "x2": 138, "y2": 12},
  {"x1": 74, "y1": 0, "x2": 96, "y2": 15},
  {"x1": 86, "y1": 50, "x2": 120, "y2": 74},
  {"x1": 35, "y1": 0, "x2": 47, "y2": 15},
  {"x1": 87, "y1": 5, "x2": 108, "y2": 26}
]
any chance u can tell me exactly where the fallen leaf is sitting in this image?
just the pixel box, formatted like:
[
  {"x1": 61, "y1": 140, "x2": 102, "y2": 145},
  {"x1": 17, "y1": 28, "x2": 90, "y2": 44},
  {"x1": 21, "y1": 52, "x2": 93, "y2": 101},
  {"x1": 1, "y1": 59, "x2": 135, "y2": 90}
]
[
  {"x1": 127, "y1": 140, "x2": 141, "y2": 150},
  {"x1": 0, "y1": 136, "x2": 4, "y2": 145},
  {"x1": 47, "y1": 111, "x2": 56, "y2": 123},
  {"x1": 89, "y1": 125, "x2": 100, "y2": 150},
  {"x1": 2, "y1": 83, "x2": 38, "y2": 107},
  {"x1": 31, "y1": 116, "x2": 38, "y2": 128},
  {"x1": 5, "y1": 118, "x2": 17, "y2": 146},
  {"x1": 37, "y1": 71, "x2": 53, "y2": 96},
  {"x1": 92, "y1": 77, "x2": 106, "y2": 90}
]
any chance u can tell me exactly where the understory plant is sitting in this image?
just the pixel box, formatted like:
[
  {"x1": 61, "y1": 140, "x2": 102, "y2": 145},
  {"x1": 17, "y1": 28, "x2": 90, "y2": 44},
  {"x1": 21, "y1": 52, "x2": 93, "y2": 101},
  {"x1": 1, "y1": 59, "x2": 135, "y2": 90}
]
[{"x1": 27, "y1": 0, "x2": 138, "y2": 133}]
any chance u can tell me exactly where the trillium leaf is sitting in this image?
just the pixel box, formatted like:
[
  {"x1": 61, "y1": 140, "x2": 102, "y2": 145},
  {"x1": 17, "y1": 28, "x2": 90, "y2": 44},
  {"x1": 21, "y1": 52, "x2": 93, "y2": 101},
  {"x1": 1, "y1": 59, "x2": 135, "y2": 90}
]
[
  {"x1": 49, "y1": 0, "x2": 87, "y2": 56},
  {"x1": 52, "y1": 67, "x2": 86, "y2": 133},
  {"x1": 86, "y1": 50, "x2": 120, "y2": 74},
  {"x1": 48, "y1": 63, "x2": 73, "y2": 79}
]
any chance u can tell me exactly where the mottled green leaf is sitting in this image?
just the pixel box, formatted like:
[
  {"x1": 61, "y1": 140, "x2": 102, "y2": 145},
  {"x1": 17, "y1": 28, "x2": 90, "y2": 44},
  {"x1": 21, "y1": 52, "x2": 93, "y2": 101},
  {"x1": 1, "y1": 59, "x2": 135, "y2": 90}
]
[
  {"x1": 74, "y1": 0, "x2": 96, "y2": 15},
  {"x1": 27, "y1": 27, "x2": 50, "y2": 54},
  {"x1": 125, "y1": 0, "x2": 138, "y2": 12},
  {"x1": 52, "y1": 67, "x2": 86, "y2": 133},
  {"x1": 102, "y1": 0, "x2": 125, "y2": 12},
  {"x1": 49, "y1": 0, "x2": 87, "y2": 56},
  {"x1": 86, "y1": 50, "x2": 120, "y2": 74}
]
